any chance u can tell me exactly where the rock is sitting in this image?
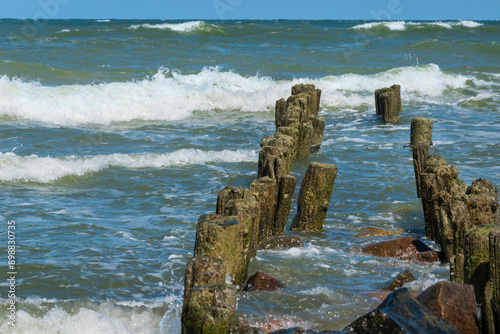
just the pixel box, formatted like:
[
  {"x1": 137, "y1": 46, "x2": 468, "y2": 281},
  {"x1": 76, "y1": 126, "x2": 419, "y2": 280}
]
[
  {"x1": 243, "y1": 271, "x2": 285, "y2": 292},
  {"x1": 291, "y1": 162, "x2": 338, "y2": 232},
  {"x1": 375, "y1": 84, "x2": 402, "y2": 123},
  {"x1": 382, "y1": 270, "x2": 416, "y2": 291},
  {"x1": 229, "y1": 316, "x2": 267, "y2": 334},
  {"x1": 183, "y1": 256, "x2": 228, "y2": 299},
  {"x1": 413, "y1": 251, "x2": 441, "y2": 263},
  {"x1": 416, "y1": 281, "x2": 480, "y2": 334},
  {"x1": 354, "y1": 227, "x2": 404, "y2": 238},
  {"x1": 258, "y1": 236, "x2": 305, "y2": 250},
  {"x1": 344, "y1": 288, "x2": 461, "y2": 334},
  {"x1": 274, "y1": 175, "x2": 298, "y2": 236},
  {"x1": 181, "y1": 284, "x2": 237, "y2": 334},
  {"x1": 268, "y1": 328, "x2": 341, "y2": 334},
  {"x1": 362, "y1": 236, "x2": 435, "y2": 262},
  {"x1": 194, "y1": 214, "x2": 248, "y2": 285}
]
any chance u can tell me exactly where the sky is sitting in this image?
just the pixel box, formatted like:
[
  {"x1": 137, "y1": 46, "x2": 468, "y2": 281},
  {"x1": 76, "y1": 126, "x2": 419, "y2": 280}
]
[{"x1": 1, "y1": 0, "x2": 499, "y2": 20}]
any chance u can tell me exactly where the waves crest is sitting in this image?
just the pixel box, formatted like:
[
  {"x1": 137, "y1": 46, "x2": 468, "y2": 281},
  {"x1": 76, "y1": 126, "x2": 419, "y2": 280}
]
[
  {"x1": 0, "y1": 64, "x2": 476, "y2": 126},
  {"x1": 129, "y1": 20, "x2": 220, "y2": 34},
  {"x1": 0, "y1": 148, "x2": 258, "y2": 183},
  {"x1": 351, "y1": 20, "x2": 484, "y2": 31}
]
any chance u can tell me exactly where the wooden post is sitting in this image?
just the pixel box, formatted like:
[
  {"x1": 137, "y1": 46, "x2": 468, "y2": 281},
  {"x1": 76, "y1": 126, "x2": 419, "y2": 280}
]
[
  {"x1": 291, "y1": 162, "x2": 338, "y2": 232},
  {"x1": 375, "y1": 84, "x2": 401, "y2": 123}
]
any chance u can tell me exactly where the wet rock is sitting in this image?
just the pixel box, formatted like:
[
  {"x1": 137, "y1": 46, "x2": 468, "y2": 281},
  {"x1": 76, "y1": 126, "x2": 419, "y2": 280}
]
[
  {"x1": 194, "y1": 214, "x2": 248, "y2": 285},
  {"x1": 354, "y1": 227, "x2": 404, "y2": 238},
  {"x1": 269, "y1": 328, "x2": 342, "y2": 334},
  {"x1": 181, "y1": 284, "x2": 237, "y2": 334},
  {"x1": 375, "y1": 84, "x2": 401, "y2": 123},
  {"x1": 258, "y1": 236, "x2": 305, "y2": 250},
  {"x1": 344, "y1": 288, "x2": 461, "y2": 334},
  {"x1": 382, "y1": 270, "x2": 416, "y2": 291},
  {"x1": 229, "y1": 316, "x2": 267, "y2": 334},
  {"x1": 243, "y1": 271, "x2": 285, "y2": 292},
  {"x1": 413, "y1": 251, "x2": 441, "y2": 263},
  {"x1": 416, "y1": 281, "x2": 479, "y2": 334},
  {"x1": 183, "y1": 256, "x2": 228, "y2": 299},
  {"x1": 291, "y1": 162, "x2": 338, "y2": 232},
  {"x1": 362, "y1": 236, "x2": 435, "y2": 261}
]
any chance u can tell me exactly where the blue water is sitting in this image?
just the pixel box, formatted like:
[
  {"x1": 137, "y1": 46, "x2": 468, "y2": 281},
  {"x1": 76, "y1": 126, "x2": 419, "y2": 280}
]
[{"x1": 0, "y1": 19, "x2": 499, "y2": 333}]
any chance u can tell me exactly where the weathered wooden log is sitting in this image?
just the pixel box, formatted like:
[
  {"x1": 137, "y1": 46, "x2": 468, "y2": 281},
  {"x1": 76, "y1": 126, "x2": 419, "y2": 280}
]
[
  {"x1": 410, "y1": 117, "x2": 433, "y2": 147},
  {"x1": 258, "y1": 133, "x2": 295, "y2": 179},
  {"x1": 194, "y1": 214, "x2": 248, "y2": 285},
  {"x1": 181, "y1": 284, "x2": 237, "y2": 334},
  {"x1": 487, "y1": 229, "x2": 500, "y2": 333},
  {"x1": 464, "y1": 225, "x2": 500, "y2": 303},
  {"x1": 183, "y1": 256, "x2": 227, "y2": 299},
  {"x1": 216, "y1": 186, "x2": 251, "y2": 215},
  {"x1": 273, "y1": 174, "x2": 297, "y2": 236},
  {"x1": 413, "y1": 143, "x2": 430, "y2": 198},
  {"x1": 310, "y1": 115, "x2": 325, "y2": 153},
  {"x1": 250, "y1": 177, "x2": 278, "y2": 244},
  {"x1": 275, "y1": 98, "x2": 287, "y2": 130},
  {"x1": 222, "y1": 198, "x2": 261, "y2": 259},
  {"x1": 375, "y1": 84, "x2": 401, "y2": 123},
  {"x1": 463, "y1": 179, "x2": 499, "y2": 226},
  {"x1": 291, "y1": 162, "x2": 338, "y2": 232}
]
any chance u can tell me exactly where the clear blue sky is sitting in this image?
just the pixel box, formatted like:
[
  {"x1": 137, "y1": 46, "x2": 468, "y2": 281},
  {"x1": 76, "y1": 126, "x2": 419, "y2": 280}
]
[{"x1": 1, "y1": 0, "x2": 499, "y2": 20}]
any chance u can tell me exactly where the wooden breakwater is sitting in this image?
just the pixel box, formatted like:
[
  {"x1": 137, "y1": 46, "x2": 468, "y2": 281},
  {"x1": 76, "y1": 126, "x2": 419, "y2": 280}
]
[
  {"x1": 411, "y1": 116, "x2": 500, "y2": 333},
  {"x1": 181, "y1": 84, "x2": 338, "y2": 334}
]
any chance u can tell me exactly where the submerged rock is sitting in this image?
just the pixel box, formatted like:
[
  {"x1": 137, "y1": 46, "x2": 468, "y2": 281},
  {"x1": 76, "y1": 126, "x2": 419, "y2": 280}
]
[
  {"x1": 258, "y1": 236, "x2": 305, "y2": 250},
  {"x1": 354, "y1": 227, "x2": 404, "y2": 238},
  {"x1": 382, "y1": 270, "x2": 416, "y2": 291},
  {"x1": 243, "y1": 271, "x2": 285, "y2": 292},
  {"x1": 362, "y1": 236, "x2": 436, "y2": 262},
  {"x1": 416, "y1": 281, "x2": 479, "y2": 334},
  {"x1": 344, "y1": 288, "x2": 461, "y2": 334}
]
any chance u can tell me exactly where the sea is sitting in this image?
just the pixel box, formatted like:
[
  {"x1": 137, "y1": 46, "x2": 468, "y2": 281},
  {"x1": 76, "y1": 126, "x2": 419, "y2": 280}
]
[{"x1": 0, "y1": 19, "x2": 499, "y2": 333}]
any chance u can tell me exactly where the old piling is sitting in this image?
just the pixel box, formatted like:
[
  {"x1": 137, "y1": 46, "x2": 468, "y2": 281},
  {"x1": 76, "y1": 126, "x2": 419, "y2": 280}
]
[
  {"x1": 216, "y1": 185, "x2": 251, "y2": 215},
  {"x1": 183, "y1": 256, "x2": 228, "y2": 299},
  {"x1": 181, "y1": 284, "x2": 237, "y2": 334},
  {"x1": 250, "y1": 177, "x2": 278, "y2": 245},
  {"x1": 291, "y1": 162, "x2": 338, "y2": 232},
  {"x1": 375, "y1": 84, "x2": 401, "y2": 123},
  {"x1": 411, "y1": 117, "x2": 433, "y2": 198},
  {"x1": 194, "y1": 214, "x2": 248, "y2": 285},
  {"x1": 274, "y1": 175, "x2": 298, "y2": 236},
  {"x1": 487, "y1": 230, "x2": 500, "y2": 333}
]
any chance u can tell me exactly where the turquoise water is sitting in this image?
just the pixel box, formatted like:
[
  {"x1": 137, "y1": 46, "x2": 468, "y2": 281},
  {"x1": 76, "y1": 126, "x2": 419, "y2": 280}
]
[{"x1": 0, "y1": 19, "x2": 499, "y2": 333}]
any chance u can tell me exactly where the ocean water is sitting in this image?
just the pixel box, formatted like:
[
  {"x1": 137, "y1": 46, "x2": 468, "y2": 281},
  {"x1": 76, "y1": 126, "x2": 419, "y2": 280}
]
[{"x1": 0, "y1": 19, "x2": 499, "y2": 333}]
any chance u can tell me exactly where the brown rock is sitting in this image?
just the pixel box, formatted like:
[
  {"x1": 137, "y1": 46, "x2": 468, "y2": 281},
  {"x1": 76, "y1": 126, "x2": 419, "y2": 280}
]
[
  {"x1": 416, "y1": 281, "x2": 480, "y2": 334},
  {"x1": 243, "y1": 271, "x2": 285, "y2": 292},
  {"x1": 258, "y1": 236, "x2": 305, "y2": 250},
  {"x1": 362, "y1": 236, "x2": 434, "y2": 261},
  {"x1": 354, "y1": 227, "x2": 405, "y2": 238},
  {"x1": 382, "y1": 270, "x2": 416, "y2": 291}
]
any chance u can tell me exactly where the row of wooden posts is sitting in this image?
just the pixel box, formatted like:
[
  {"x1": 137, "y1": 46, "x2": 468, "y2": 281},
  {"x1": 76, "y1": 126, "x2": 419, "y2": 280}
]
[
  {"x1": 410, "y1": 117, "x2": 500, "y2": 334},
  {"x1": 181, "y1": 84, "x2": 338, "y2": 333}
]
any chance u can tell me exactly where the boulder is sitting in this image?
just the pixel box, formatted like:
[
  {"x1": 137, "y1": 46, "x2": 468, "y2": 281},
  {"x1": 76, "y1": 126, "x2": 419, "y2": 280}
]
[
  {"x1": 355, "y1": 227, "x2": 404, "y2": 238},
  {"x1": 362, "y1": 236, "x2": 436, "y2": 262},
  {"x1": 382, "y1": 270, "x2": 416, "y2": 291},
  {"x1": 243, "y1": 271, "x2": 285, "y2": 292},
  {"x1": 416, "y1": 281, "x2": 480, "y2": 334},
  {"x1": 344, "y1": 288, "x2": 461, "y2": 333}
]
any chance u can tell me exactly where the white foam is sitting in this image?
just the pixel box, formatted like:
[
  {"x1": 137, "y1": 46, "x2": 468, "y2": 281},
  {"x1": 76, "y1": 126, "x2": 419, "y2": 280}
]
[
  {"x1": 0, "y1": 64, "x2": 472, "y2": 126},
  {"x1": 352, "y1": 20, "x2": 483, "y2": 31},
  {"x1": 0, "y1": 148, "x2": 258, "y2": 183},
  {"x1": 129, "y1": 21, "x2": 215, "y2": 33}
]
